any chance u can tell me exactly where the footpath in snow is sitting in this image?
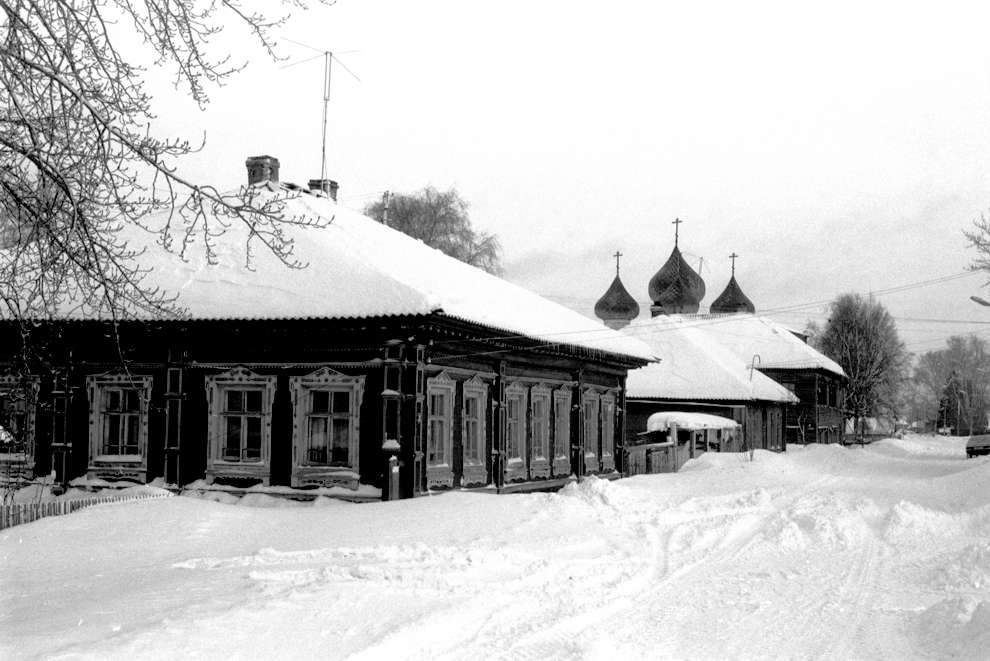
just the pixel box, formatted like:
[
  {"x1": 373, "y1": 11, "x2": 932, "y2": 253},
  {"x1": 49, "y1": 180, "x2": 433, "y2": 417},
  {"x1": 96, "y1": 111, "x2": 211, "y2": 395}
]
[{"x1": 3, "y1": 434, "x2": 990, "y2": 660}]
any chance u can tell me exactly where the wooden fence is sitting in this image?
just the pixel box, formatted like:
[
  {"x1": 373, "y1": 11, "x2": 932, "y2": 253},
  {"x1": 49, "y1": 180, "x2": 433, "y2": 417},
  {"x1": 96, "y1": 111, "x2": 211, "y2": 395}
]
[{"x1": 0, "y1": 491, "x2": 172, "y2": 531}]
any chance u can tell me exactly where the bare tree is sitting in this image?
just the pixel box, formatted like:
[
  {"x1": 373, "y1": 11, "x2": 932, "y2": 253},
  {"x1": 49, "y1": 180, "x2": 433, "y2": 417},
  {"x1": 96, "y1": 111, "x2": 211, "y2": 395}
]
[
  {"x1": 816, "y1": 293, "x2": 907, "y2": 438},
  {"x1": 0, "y1": 0, "x2": 329, "y2": 329},
  {"x1": 364, "y1": 186, "x2": 502, "y2": 275},
  {"x1": 965, "y1": 209, "x2": 990, "y2": 276},
  {"x1": 912, "y1": 350, "x2": 951, "y2": 431},
  {"x1": 922, "y1": 336, "x2": 990, "y2": 435}
]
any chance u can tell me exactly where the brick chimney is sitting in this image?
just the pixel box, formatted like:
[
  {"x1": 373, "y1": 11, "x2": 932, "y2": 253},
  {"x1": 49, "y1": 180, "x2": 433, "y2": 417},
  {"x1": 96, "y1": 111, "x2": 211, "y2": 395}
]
[
  {"x1": 245, "y1": 155, "x2": 280, "y2": 185},
  {"x1": 307, "y1": 178, "x2": 339, "y2": 201}
]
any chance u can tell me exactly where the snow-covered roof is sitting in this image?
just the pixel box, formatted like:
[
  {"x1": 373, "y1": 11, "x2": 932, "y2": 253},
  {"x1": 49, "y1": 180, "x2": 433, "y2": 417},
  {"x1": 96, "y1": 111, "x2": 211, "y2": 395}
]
[
  {"x1": 624, "y1": 316, "x2": 799, "y2": 403},
  {"x1": 56, "y1": 186, "x2": 656, "y2": 363},
  {"x1": 644, "y1": 411, "x2": 740, "y2": 432},
  {"x1": 632, "y1": 314, "x2": 845, "y2": 378}
]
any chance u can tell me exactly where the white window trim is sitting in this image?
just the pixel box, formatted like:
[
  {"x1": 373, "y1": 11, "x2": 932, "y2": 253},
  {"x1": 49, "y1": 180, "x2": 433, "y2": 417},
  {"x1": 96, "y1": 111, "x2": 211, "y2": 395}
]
[
  {"x1": 426, "y1": 373, "x2": 455, "y2": 469},
  {"x1": 461, "y1": 377, "x2": 488, "y2": 468},
  {"x1": 552, "y1": 387, "x2": 572, "y2": 476},
  {"x1": 582, "y1": 390, "x2": 601, "y2": 472},
  {"x1": 205, "y1": 367, "x2": 276, "y2": 484},
  {"x1": 0, "y1": 376, "x2": 39, "y2": 471},
  {"x1": 425, "y1": 373, "x2": 455, "y2": 489},
  {"x1": 530, "y1": 385, "x2": 551, "y2": 461},
  {"x1": 86, "y1": 373, "x2": 152, "y2": 480},
  {"x1": 600, "y1": 392, "x2": 616, "y2": 471},
  {"x1": 290, "y1": 367, "x2": 365, "y2": 485},
  {"x1": 504, "y1": 381, "x2": 527, "y2": 459}
]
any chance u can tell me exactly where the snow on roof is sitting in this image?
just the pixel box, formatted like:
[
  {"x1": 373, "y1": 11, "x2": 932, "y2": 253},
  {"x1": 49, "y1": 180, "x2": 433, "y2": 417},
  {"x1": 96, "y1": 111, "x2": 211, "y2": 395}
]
[
  {"x1": 57, "y1": 186, "x2": 656, "y2": 362},
  {"x1": 631, "y1": 314, "x2": 845, "y2": 378},
  {"x1": 624, "y1": 316, "x2": 799, "y2": 403},
  {"x1": 645, "y1": 411, "x2": 740, "y2": 432}
]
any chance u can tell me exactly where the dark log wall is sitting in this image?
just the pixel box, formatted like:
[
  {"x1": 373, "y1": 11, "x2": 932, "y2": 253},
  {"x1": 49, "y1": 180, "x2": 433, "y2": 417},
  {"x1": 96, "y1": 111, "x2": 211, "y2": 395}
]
[
  {"x1": 761, "y1": 368, "x2": 846, "y2": 444},
  {"x1": 0, "y1": 315, "x2": 643, "y2": 498}
]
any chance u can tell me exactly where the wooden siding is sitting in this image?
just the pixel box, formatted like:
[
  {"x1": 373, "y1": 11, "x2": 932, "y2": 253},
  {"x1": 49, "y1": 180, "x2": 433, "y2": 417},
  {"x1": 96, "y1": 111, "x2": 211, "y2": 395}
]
[{"x1": 0, "y1": 315, "x2": 644, "y2": 499}]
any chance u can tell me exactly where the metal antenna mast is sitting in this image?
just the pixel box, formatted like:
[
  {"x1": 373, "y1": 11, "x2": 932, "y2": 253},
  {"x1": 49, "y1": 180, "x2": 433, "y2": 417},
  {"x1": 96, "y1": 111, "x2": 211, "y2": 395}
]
[{"x1": 281, "y1": 39, "x2": 360, "y2": 181}]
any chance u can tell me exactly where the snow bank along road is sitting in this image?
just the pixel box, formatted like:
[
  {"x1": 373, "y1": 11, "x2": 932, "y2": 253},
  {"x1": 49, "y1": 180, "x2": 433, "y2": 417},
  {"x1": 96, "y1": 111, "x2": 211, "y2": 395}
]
[{"x1": 3, "y1": 435, "x2": 990, "y2": 660}]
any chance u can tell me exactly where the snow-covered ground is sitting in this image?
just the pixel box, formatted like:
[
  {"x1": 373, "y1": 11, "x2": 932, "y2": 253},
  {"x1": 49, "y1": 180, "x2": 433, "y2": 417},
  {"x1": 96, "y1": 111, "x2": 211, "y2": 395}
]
[{"x1": 3, "y1": 434, "x2": 990, "y2": 660}]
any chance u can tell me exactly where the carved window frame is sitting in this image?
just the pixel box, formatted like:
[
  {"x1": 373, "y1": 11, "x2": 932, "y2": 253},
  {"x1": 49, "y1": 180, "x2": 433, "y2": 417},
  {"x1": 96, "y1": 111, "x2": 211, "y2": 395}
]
[
  {"x1": 582, "y1": 390, "x2": 601, "y2": 471},
  {"x1": 426, "y1": 373, "x2": 455, "y2": 468},
  {"x1": 552, "y1": 387, "x2": 572, "y2": 475},
  {"x1": 290, "y1": 367, "x2": 365, "y2": 471},
  {"x1": 504, "y1": 382, "x2": 528, "y2": 465},
  {"x1": 600, "y1": 391, "x2": 616, "y2": 470},
  {"x1": 530, "y1": 385, "x2": 551, "y2": 462},
  {"x1": 206, "y1": 367, "x2": 276, "y2": 467},
  {"x1": 0, "y1": 375, "x2": 39, "y2": 460},
  {"x1": 461, "y1": 377, "x2": 488, "y2": 468},
  {"x1": 86, "y1": 373, "x2": 152, "y2": 463}
]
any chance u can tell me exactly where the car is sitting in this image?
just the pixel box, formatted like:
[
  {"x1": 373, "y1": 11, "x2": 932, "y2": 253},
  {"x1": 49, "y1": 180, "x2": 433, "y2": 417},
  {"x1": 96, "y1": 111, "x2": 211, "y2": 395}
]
[{"x1": 966, "y1": 434, "x2": 990, "y2": 458}]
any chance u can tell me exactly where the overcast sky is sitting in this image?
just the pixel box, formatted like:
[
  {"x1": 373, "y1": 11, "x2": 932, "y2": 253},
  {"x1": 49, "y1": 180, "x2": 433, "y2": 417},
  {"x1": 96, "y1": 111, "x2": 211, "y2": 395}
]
[{"x1": 147, "y1": 0, "x2": 990, "y2": 355}]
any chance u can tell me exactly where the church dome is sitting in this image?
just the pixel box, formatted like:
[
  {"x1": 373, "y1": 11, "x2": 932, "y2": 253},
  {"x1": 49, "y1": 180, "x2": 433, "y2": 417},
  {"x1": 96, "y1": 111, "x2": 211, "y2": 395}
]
[
  {"x1": 710, "y1": 275, "x2": 755, "y2": 313},
  {"x1": 648, "y1": 245, "x2": 705, "y2": 314},
  {"x1": 595, "y1": 274, "x2": 640, "y2": 329}
]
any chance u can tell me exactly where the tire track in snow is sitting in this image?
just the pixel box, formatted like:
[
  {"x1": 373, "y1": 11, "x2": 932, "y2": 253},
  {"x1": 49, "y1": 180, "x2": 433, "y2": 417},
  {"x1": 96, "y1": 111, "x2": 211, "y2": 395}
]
[
  {"x1": 462, "y1": 476, "x2": 844, "y2": 659},
  {"x1": 523, "y1": 474, "x2": 846, "y2": 656},
  {"x1": 819, "y1": 535, "x2": 882, "y2": 659},
  {"x1": 709, "y1": 491, "x2": 887, "y2": 660}
]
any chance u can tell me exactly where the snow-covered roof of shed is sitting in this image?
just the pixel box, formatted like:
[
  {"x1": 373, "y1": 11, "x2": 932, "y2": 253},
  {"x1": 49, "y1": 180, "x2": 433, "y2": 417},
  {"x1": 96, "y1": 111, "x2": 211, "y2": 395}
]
[
  {"x1": 624, "y1": 317, "x2": 799, "y2": 403},
  {"x1": 64, "y1": 186, "x2": 656, "y2": 362},
  {"x1": 645, "y1": 411, "x2": 740, "y2": 432}
]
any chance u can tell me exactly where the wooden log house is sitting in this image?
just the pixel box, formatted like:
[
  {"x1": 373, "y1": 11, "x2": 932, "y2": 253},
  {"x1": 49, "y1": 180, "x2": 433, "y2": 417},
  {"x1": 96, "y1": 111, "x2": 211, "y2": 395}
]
[{"x1": 0, "y1": 157, "x2": 654, "y2": 499}]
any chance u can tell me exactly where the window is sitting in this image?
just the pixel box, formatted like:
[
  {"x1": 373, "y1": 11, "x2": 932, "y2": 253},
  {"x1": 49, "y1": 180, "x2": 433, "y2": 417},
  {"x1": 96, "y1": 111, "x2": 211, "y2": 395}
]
[
  {"x1": 0, "y1": 393, "x2": 27, "y2": 454},
  {"x1": 601, "y1": 393, "x2": 615, "y2": 464},
  {"x1": 87, "y1": 374, "x2": 152, "y2": 461},
  {"x1": 583, "y1": 392, "x2": 600, "y2": 470},
  {"x1": 428, "y1": 391, "x2": 449, "y2": 464},
  {"x1": 101, "y1": 388, "x2": 143, "y2": 456},
  {"x1": 0, "y1": 379, "x2": 36, "y2": 456},
  {"x1": 289, "y1": 368, "x2": 365, "y2": 487},
  {"x1": 206, "y1": 367, "x2": 276, "y2": 483},
  {"x1": 505, "y1": 384, "x2": 527, "y2": 463},
  {"x1": 221, "y1": 388, "x2": 264, "y2": 462},
  {"x1": 553, "y1": 388, "x2": 572, "y2": 474},
  {"x1": 462, "y1": 379, "x2": 487, "y2": 467},
  {"x1": 530, "y1": 388, "x2": 550, "y2": 462},
  {"x1": 304, "y1": 390, "x2": 353, "y2": 465},
  {"x1": 427, "y1": 375, "x2": 454, "y2": 467}
]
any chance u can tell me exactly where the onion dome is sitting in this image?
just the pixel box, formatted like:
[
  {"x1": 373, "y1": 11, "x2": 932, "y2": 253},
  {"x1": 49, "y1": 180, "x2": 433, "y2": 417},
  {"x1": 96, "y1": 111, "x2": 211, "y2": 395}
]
[
  {"x1": 710, "y1": 252, "x2": 755, "y2": 314},
  {"x1": 595, "y1": 252, "x2": 640, "y2": 329},
  {"x1": 648, "y1": 245, "x2": 705, "y2": 315},
  {"x1": 648, "y1": 219, "x2": 705, "y2": 315}
]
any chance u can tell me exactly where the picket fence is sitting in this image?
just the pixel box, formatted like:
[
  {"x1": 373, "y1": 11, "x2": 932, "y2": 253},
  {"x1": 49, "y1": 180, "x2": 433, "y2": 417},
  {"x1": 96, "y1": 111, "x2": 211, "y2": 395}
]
[{"x1": 0, "y1": 491, "x2": 173, "y2": 531}]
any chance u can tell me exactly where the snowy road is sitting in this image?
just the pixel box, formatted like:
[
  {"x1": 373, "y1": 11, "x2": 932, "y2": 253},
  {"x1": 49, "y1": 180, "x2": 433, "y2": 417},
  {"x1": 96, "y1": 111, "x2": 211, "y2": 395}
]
[{"x1": 3, "y1": 435, "x2": 990, "y2": 659}]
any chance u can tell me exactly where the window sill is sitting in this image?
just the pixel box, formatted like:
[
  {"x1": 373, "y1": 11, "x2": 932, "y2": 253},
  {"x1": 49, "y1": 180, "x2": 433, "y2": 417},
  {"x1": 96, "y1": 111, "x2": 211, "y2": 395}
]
[{"x1": 93, "y1": 455, "x2": 143, "y2": 463}]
